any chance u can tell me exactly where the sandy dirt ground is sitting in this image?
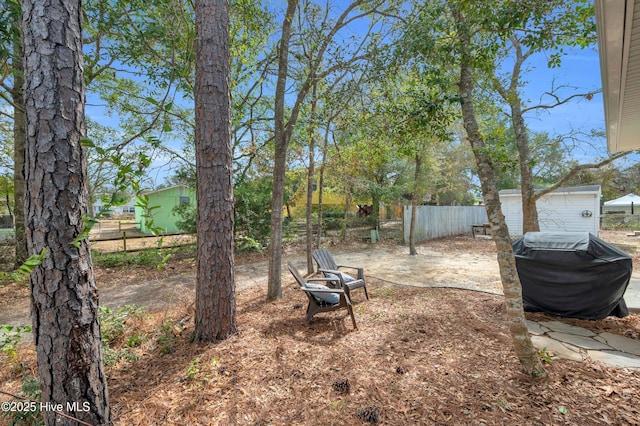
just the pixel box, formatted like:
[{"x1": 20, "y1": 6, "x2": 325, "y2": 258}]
[
  {"x1": 2, "y1": 230, "x2": 637, "y2": 329},
  {"x1": 0, "y1": 236, "x2": 501, "y2": 326}
]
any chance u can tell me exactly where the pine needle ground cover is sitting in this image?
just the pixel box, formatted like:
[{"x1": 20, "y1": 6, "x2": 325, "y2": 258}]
[{"x1": 4, "y1": 280, "x2": 639, "y2": 425}]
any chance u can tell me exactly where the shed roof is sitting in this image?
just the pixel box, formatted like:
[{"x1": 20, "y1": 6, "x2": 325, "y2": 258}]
[{"x1": 499, "y1": 185, "x2": 601, "y2": 196}]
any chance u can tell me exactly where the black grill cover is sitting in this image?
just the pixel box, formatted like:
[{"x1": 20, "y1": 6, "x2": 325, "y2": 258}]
[{"x1": 512, "y1": 232, "x2": 632, "y2": 320}]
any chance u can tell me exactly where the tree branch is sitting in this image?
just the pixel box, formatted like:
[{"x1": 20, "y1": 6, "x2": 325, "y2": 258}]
[
  {"x1": 523, "y1": 89, "x2": 602, "y2": 114},
  {"x1": 531, "y1": 151, "x2": 633, "y2": 202}
]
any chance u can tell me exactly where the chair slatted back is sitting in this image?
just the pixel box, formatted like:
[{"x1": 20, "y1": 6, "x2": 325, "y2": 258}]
[
  {"x1": 287, "y1": 262, "x2": 306, "y2": 288},
  {"x1": 313, "y1": 248, "x2": 338, "y2": 271}
]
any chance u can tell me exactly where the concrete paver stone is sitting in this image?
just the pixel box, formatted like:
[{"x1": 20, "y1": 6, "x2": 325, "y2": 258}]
[
  {"x1": 547, "y1": 332, "x2": 613, "y2": 351},
  {"x1": 587, "y1": 350, "x2": 640, "y2": 369},
  {"x1": 525, "y1": 320, "x2": 548, "y2": 336},
  {"x1": 594, "y1": 332, "x2": 640, "y2": 356},
  {"x1": 538, "y1": 320, "x2": 596, "y2": 337},
  {"x1": 530, "y1": 335, "x2": 584, "y2": 362}
]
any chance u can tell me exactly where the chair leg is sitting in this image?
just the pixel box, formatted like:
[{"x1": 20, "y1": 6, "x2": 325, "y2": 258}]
[
  {"x1": 306, "y1": 303, "x2": 315, "y2": 324},
  {"x1": 346, "y1": 303, "x2": 357, "y2": 329}
]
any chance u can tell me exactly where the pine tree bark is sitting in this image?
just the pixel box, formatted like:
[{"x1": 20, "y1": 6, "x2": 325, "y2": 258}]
[
  {"x1": 193, "y1": 0, "x2": 237, "y2": 341},
  {"x1": 451, "y1": 3, "x2": 546, "y2": 378},
  {"x1": 11, "y1": 11, "x2": 27, "y2": 267},
  {"x1": 22, "y1": 0, "x2": 111, "y2": 423}
]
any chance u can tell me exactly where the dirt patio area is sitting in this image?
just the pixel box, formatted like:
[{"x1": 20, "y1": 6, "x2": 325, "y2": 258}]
[
  {"x1": 0, "y1": 235, "x2": 504, "y2": 327},
  {"x1": 2, "y1": 230, "x2": 639, "y2": 327}
]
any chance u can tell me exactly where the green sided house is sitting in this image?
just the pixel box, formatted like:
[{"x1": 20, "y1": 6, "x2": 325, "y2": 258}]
[{"x1": 135, "y1": 185, "x2": 195, "y2": 234}]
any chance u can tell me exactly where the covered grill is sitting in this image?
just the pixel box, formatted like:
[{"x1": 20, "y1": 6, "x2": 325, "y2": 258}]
[{"x1": 512, "y1": 232, "x2": 632, "y2": 320}]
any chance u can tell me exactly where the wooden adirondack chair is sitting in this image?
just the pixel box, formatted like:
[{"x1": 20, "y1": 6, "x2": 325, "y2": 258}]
[
  {"x1": 287, "y1": 262, "x2": 357, "y2": 329},
  {"x1": 312, "y1": 248, "x2": 369, "y2": 300}
]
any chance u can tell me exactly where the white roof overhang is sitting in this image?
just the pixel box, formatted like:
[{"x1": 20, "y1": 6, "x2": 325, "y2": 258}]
[{"x1": 596, "y1": 0, "x2": 640, "y2": 152}]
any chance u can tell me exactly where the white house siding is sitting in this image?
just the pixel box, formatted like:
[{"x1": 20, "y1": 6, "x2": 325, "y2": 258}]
[{"x1": 500, "y1": 186, "x2": 601, "y2": 237}]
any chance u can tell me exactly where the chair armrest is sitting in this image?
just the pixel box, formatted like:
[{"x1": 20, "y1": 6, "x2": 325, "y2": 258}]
[
  {"x1": 300, "y1": 286, "x2": 344, "y2": 294},
  {"x1": 316, "y1": 270, "x2": 346, "y2": 288},
  {"x1": 307, "y1": 276, "x2": 341, "y2": 286},
  {"x1": 336, "y1": 265, "x2": 364, "y2": 280},
  {"x1": 300, "y1": 286, "x2": 352, "y2": 304},
  {"x1": 345, "y1": 278, "x2": 365, "y2": 291},
  {"x1": 318, "y1": 268, "x2": 342, "y2": 275}
]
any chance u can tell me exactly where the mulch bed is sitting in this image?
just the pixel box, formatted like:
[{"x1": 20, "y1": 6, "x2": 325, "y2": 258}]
[
  {"x1": 105, "y1": 281, "x2": 640, "y2": 425},
  {"x1": 5, "y1": 278, "x2": 638, "y2": 425},
  {"x1": 2, "y1": 234, "x2": 640, "y2": 425}
]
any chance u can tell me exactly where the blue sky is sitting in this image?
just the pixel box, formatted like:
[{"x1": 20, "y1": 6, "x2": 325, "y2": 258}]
[
  {"x1": 524, "y1": 49, "x2": 603, "y2": 133},
  {"x1": 517, "y1": 45, "x2": 612, "y2": 158}
]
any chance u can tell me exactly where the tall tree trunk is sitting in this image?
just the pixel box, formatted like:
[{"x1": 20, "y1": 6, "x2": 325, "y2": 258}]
[
  {"x1": 305, "y1": 146, "x2": 315, "y2": 274},
  {"x1": 495, "y1": 37, "x2": 540, "y2": 234},
  {"x1": 371, "y1": 191, "x2": 381, "y2": 226},
  {"x1": 193, "y1": 0, "x2": 236, "y2": 341},
  {"x1": 86, "y1": 182, "x2": 96, "y2": 219},
  {"x1": 12, "y1": 16, "x2": 27, "y2": 268},
  {"x1": 267, "y1": 0, "x2": 298, "y2": 301},
  {"x1": 316, "y1": 122, "x2": 330, "y2": 248},
  {"x1": 452, "y1": 4, "x2": 546, "y2": 378},
  {"x1": 341, "y1": 178, "x2": 352, "y2": 241},
  {"x1": 305, "y1": 79, "x2": 317, "y2": 274},
  {"x1": 409, "y1": 153, "x2": 423, "y2": 255},
  {"x1": 5, "y1": 193, "x2": 13, "y2": 220},
  {"x1": 511, "y1": 99, "x2": 539, "y2": 233},
  {"x1": 22, "y1": 0, "x2": 111, "y2": 424}
]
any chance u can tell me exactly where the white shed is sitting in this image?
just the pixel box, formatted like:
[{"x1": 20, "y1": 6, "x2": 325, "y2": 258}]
[
  {"x1": 602, "y1": 194, "x2": 640, "y2": 215},
  {"x1": 499, "y1": 185, "x2": 601, "y2": 237}
]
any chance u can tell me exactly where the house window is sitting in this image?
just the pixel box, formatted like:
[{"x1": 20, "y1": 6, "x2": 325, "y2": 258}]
[{"x1": 179, "y1": 196, "x2": 190, "y2": 205}]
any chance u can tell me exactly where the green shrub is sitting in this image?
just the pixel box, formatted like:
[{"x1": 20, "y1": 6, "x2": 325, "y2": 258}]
[
  {"x1": 601, "y1": 213, "x2": 640, "y2": 231},
  {"x1": 173, "y1": 202, "x2": 196, "y2": 234},
  {"x1": 92, "y1": 249, "x2": 166, "y2": 268},
  {"x1": 99, "y1": 304, "x2": 146, "y2": 365},
  {"x1": 236, "y1": 235, "x2": 263, "y2": 253},
  {"x1": 0, "y1": 369, "x2": 42, "y2": 426}
]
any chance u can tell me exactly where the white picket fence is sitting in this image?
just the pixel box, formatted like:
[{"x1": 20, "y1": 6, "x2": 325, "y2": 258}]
[{"x1": 403, "y1": 205, "x2": 488, "y2": 242}]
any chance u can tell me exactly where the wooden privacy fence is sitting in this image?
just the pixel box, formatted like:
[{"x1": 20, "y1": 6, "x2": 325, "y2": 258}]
[{"x1": 404, "y1": 205, "x2": 488, "y2": 242}]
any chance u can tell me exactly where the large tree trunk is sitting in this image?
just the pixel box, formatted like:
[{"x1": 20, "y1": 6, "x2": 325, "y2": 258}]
[
  {"x1": 511, "y1": 98, "x2": 539, "y2": 233},
  {"x1": 305, "y1": 145, "x2": 315, "y2": 274},
  {"x1": 316, "y1": 123, "x2": 330, "y2": 248},
  {"x1": 267, "y1": 0, "x2": 298, "y2": 301},
  {"x1": 305, "y1": 80, "x2": 318, "y2": 274},
  {"x1": 371, "y1": 191, "x2": 381, "y2": 226},
  {"x1": 341, "y1": 179, "x2": 352, "y2": 241},
  {"x1": 12, "y1": 15, "x2": 27, "y2": 268},
  {"x1": 452, "y1": 4, "x2": 546, "y2": 378},
  {"x1": 193, "y1": 0, "x2": 236, "y2": 341},
  {"x1": 409, "y1": 153, "x2": 422, "y2": 255},
  {"x1": 22, "y1": 1, "x2": 111, "y2": 424},
  {"x1": 495, "y1": 37, "x2": 540, "y2": 234}
]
